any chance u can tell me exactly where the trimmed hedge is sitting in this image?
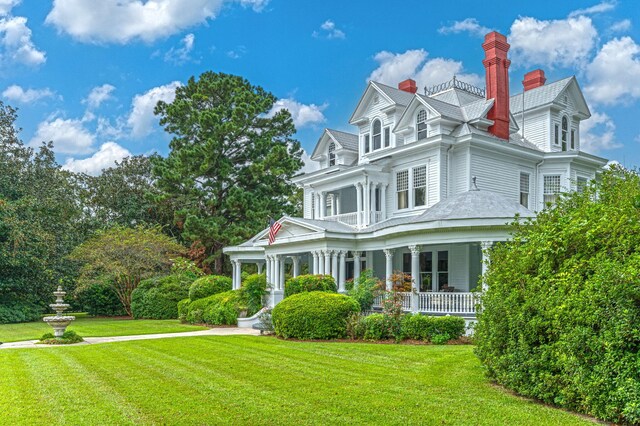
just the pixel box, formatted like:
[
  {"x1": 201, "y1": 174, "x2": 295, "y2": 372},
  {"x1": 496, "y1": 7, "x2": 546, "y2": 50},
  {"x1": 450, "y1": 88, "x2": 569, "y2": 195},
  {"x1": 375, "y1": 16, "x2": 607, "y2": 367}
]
[
  {"x1": 284, "y1": 274, "x2": 336, "y2": 297},
  {"x1": 475, "y1": 167, "x2": 640, "y2": 425},
  {"x1": 183, "y1": 290, "x2": 244, "y2": 325},
  {"x1": 402, "y1": 314, "x2": 466, "y2": 342},
  {"x1": 272, "y1": 291, "x2": 360, "y2": 340},
  {"x1": 188, "y1": 275, "x2": 232, "y2": 301},
  {"x1": 75, "y1": 281, "x2": 127, "y2": 317},
  {"x1": 130, "y1": 273, "x2": 196, "y2": 319},
  {"x1": 242, "y1": 273, "x2": 267, "y2": 316},
  {"x1": 0, "y1": 301, "x2": 41, "y2": 324},
  {"x1": 177, "y1": 298, "x2": 191, "y2": 322}
]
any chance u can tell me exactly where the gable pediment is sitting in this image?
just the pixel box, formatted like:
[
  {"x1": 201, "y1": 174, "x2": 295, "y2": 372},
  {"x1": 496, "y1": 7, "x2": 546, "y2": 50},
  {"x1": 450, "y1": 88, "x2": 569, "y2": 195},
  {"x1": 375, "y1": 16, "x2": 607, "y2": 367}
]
[
  {"x1": 349, "y1": 82, "x2": 396, "y2": 125},
  {"x1": 254, "y1": 217, "x2": 325, "y2": 245},
  {"x1": 394, "y1": 96, "x2": 441, "y2": 133}
]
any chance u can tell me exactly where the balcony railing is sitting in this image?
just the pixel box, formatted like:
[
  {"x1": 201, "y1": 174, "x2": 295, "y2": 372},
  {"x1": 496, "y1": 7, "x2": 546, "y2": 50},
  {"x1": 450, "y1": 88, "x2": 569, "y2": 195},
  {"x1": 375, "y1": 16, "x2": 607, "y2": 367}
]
[
  {"x1": 324, "y1": 211, "x2": 384, "y2": 227},
  {"x1": 372, "y1": 292, "x2": 478, "y2": 316}
]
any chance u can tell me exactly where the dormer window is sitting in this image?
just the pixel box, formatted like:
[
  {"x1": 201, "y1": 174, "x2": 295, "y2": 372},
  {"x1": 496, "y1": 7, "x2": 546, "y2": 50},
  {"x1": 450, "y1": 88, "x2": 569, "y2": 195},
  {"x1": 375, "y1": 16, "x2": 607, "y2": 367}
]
[
  {"x1": 384, "y1": 127, "x2": 390, "y2": 148},
  {"x1": 328, "y1": 142, "x2": 336, "y2": 166},
  {"x1": 417, "y1": 110, "x2": 427, "y2": 140},
  {"x1": 372, "y1": 119, "x2": 382, "y2": 150},
  {"x1": 561, "y1": 116, "x2": 568, "y2": 151}
]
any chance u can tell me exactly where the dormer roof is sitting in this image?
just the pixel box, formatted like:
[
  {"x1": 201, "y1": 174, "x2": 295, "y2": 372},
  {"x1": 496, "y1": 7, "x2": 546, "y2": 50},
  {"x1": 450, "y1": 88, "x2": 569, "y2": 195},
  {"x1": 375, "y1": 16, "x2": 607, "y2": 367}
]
[
  {"x1": 349, "y1": 81, "x2": 413, "y2": 124},
  {"x1": 310, "y1": 128, "x2": 358, "y2": 160},
  {"x1": 510, "y1": 76, "x2": 590, "y2": 118}
]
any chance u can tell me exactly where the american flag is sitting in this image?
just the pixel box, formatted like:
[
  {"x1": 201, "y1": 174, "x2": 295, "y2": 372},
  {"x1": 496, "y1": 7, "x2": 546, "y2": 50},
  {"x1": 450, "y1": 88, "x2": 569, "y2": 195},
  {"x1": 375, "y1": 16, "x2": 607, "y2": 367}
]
[{"x1": 268, "y1": 218, "x2": 282, "y2": 245}]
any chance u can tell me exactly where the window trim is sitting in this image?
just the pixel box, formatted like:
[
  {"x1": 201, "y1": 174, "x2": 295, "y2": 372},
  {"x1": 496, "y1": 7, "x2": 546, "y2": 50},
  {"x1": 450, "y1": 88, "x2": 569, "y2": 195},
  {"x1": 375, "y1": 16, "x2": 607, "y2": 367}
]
[
  {"x1": 383, "y1": 126, "x2": 391, "y2": 148},
  {"x1": 372, "y1": 119, "x2": 382, "y2": 151},
  {"x1": 413, "y1": 165, "x2": 427, "y2": 207},
  {"x1": 554, "y1": 124, "x2": 559, "y2": 145},
  {"x1": 543, "y1": 174, "x2": 562, "y2": 205},
  {"x1": 416, "y1": 109, "x2": 428, "y2": 140},
  {"x1": 519, "y1": 172, "x2": 530, "y2": 209},
  {"x1": 561, "y1": 116, "x2": 568, "y2": 151},
  {"x1": 328, "y1": 142, "x2": 336, "y2": 166},
  {"x1": 396, "y1": 169, "x2": 409, "y2": 210}
]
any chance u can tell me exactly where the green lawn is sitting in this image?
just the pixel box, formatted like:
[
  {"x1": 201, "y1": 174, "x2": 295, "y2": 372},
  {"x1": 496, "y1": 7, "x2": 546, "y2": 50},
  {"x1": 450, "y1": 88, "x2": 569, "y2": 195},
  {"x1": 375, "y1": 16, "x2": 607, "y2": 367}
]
[
  {"x1": 0, "y1": 314, "x2": 207, "y2": 342},
  {"x1": 0, "y1": 336, "x2": 596, "y2": 425}
]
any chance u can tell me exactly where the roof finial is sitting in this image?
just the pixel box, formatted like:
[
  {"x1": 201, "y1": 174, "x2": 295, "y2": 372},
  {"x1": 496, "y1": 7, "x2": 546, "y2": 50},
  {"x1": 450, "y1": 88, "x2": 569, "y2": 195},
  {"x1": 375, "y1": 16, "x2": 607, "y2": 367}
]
[{"x1": 472, "y1": 176, "x2": 479, "y2": 191}]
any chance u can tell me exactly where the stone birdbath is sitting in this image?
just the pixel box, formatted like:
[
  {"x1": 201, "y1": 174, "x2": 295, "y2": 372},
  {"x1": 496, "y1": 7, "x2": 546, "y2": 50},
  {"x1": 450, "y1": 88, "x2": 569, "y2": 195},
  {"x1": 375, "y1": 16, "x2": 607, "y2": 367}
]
[{"x1": 43, "y1": 285, "x2": 75, "y2": 337}]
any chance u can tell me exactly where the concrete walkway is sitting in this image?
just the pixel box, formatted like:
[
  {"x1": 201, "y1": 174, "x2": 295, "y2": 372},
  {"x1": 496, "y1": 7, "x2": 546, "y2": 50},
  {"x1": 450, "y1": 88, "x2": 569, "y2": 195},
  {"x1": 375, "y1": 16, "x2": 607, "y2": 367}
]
[{"x1": 0, "y1": 327, "x2": 261, "y2": 350}]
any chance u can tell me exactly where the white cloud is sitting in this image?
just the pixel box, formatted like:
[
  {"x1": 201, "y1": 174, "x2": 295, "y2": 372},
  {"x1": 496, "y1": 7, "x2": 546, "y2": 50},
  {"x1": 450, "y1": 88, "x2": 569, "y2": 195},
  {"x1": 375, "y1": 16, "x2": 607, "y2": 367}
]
[
  {"x1": 508, "y1": 16, "x2": 597, "y2": 68},
  {"x1": 226, "y1": 45, "x2": 246, "y2": 59},
  {"x1": 610, "y1": 19, "x2": 631, "y2": 33},
  {"x1": 301, "y1": 149, "x2": 320, "y2": 173},
  {"x1": 164, "y1": 33, "x2": 194, "y2": 64},
  {"x1": 2, "y1": 84, "x2": 54, "y2": 103},
  {"x1": 0, "y1": 0, "x2": 20, "y2": 16},
  {"x1": 568, "y1": 1, "x2": 616, "y2": 18},
  {"x1": 438, "y1": 18, "x2": 492, "y2": 38},
  {"x1": 46, "y1": 0, "x2": 225, "y2": 44},
  {"x1": 269, "y1": 98, "x2": 326, "y2": 128},
  {"x1": 585, "y1": 37, "x2": 640, "y2": 105},
  {"x1": 83, "y1": 84, "x2": 115, "y2": 109},
  {"x1": 62, "y1": 142, "x2": 132, "y2": 175},
  {"x1": 313, "y1": 20, "x2": 345, "y2": 39},
  {"x1": 29, "y1": 117, "x2": 95, "y2": 155},
  {"x1": 368, "y1": 49, "x2": 483, "y2": 91},
  {"x1": 128, "y1": 81, "x2": 181, "y2": 138},
  {"x1": 580, "y1": 111, "x2": 621, "y2": 153},
  {"x1": 0, "y1": 16, "x2": 46, "y2": 66},
  {"x1": 238, "y1": 0, "x2": 269, "y2": 12}
]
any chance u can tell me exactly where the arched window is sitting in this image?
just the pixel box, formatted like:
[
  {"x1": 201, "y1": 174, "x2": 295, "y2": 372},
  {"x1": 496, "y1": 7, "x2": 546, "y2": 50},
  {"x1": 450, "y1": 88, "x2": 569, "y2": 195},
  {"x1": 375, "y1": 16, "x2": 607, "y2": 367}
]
[
  {"x1": 417, "y1": 110, "x2": 427, "y2": 140},
  {"x1": 561, "y1": 116, "x2": 568, "y2": 151},
  {"x1": 328, "y1": 142, "x2": 336, "y2": 166},
  {"x1": 372, "y1": 119, "x2": 382, "y2": 150}
]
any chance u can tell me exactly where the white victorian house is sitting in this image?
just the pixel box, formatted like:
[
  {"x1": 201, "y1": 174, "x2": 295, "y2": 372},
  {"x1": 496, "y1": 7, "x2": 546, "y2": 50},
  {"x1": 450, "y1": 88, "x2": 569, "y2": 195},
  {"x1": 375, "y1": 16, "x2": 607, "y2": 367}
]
[{"x1": 224, "y1": 31, "x2": 608, "y2": 318}]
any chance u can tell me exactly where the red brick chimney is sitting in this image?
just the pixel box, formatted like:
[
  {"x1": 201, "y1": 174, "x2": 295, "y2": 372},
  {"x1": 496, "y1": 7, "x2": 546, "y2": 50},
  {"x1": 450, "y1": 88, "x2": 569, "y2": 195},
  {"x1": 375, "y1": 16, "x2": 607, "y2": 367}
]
[
  {"x1": 522, "y1": 69, "x2": 546, "y2": 91},
  {"x1": 398, "y1": 78, "x2": 417, "y2": 94},
  {"x1": 482, "y1": 31, "x2": 511, "y2": 140}
]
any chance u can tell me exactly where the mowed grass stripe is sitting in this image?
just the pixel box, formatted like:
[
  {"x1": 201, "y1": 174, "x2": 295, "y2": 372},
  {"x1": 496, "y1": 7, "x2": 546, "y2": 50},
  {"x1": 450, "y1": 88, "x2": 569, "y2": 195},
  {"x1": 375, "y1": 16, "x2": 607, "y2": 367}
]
[{"x1": 1, "y1": 336, "x2": 596, "y2": 425}]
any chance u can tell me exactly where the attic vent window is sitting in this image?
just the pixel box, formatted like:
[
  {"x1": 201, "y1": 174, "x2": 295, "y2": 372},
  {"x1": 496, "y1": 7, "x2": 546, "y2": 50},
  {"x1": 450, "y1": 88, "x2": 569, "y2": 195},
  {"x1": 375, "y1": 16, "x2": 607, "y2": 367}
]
[
  {"x1": 328, "y1": 142, "x2": 336, "y2": 166},
  {"x1": 417, "y1": 110, "x2": 428, "y2": 140},
  {"x1": 373, "y1": 95, "x2": 379, "y2": 104}
]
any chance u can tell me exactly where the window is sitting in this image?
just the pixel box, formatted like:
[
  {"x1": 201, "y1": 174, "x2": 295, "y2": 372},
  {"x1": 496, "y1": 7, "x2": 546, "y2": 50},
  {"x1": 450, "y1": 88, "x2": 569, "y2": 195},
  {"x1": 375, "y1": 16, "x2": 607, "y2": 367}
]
[
  {"x1": 520, "y1": 172, "x2": 530, "y2": 208},
  {"x1": 571, "y1": 129, "x2": 576, "y2": 150},
  {"x1": 397, "y1": 170, "x2": 409, "y2": 210},
  {"x1": 543, "y1": 175, "x2": 561, "y2": 204},
  {"x1": 417, "y1": 109, "x2": 428, "y2": 140},
  {"x1": 413, "y1": 165, "x2": 427, "y2": 207},
  {"x1": 554, "y1": 124, "x2": 559, "y2": 145},
  {"x1": 577, "y1": 177, "x2": 588, "y2": 193},
  {"x1": 372, "y1": 119, "x2": 382, "y2": 150},
  {"x1": 328, "y1": 142, "x2": 336, "y2": 166},
  {"x1": 561, "y1": 116, "x2": 568, "y2": 151},
  {"x1": 419, "y1": 251, "x2": 433, "y2": 292},
  {"x1": 364, "y1": 134, "x2": 370, "y2": 153},
  {"x1": 383, "y1": 127, "x2": 390, "y2": 148},
  {"x1": 310, "y1": 192, "x2": 315, "y2": 218},
  {"x1": 437, "y1": 251, "x2": 449, "y2": 291}
]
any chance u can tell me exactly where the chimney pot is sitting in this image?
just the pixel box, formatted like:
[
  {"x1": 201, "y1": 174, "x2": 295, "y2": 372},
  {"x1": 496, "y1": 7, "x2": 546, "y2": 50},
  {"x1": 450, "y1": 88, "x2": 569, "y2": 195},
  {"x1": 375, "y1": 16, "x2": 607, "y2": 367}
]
[
  {"x1": 398, "y1": 78, "x2": 417, "y2": 94},
  {"x1": 482, "y1": 31, "x2": 511, "y2": 140},
  {"x1": 523, "y1": 69, "x2": 546, "y2": 91}
]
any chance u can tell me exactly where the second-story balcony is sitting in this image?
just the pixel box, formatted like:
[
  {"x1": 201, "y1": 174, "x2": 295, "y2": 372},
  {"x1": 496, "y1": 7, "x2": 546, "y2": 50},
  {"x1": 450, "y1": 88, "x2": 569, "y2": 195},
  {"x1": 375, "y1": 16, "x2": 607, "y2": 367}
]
[{"x1": 324, "y1": 211, "x2": 384, "y2": 228}]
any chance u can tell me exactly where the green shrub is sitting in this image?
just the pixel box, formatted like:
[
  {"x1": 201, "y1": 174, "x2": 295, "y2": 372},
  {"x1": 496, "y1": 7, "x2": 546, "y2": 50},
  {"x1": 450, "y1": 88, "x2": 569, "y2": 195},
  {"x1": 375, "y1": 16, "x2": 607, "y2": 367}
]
[
  {"x1": 284, "y1": 274, "x2": 336, "y2": 297},
  {"x1": 39, "y1": 330, "x2": 84, "y2": 345},
  {"x1": 345, "y1": 312, "x2": 366, "y2": 340},
  {"x1": 241, "y1": 274, "x2": 267, "y2": 316},
  {"x1": 177, "y1": 298, "x2": 191, "y2": 322},
  {"x1": 184, "y1": 290, "x2": 245, "y2": 325},
  {"x1": 75, "y1": 281, "x2": 127, "y2": 317},
  {"x1": 347, "y1": 269, "x2": 383, "y2": 311},
  {"x1": 130, "y1": 272, "x2": 197, "y2": 319},
  {"x1": 401, "y1": 314, "x2": 432, "y2": 341},
  {"x1": 272, "y1": 291, "x2": 360, "y2": 340},
  {"x1": 362, "y1": 313, "x2": 388, "y2": 340},
  {"x1": 188, "y1": 275, "x2": 232, "y2": 301},
  {"x1": 429, "y1": 316, "x2": 465, "y2": 341},
  {"x1": 475, "y1": 166, "x2": 640, "y2": 425},
  {"x1": 0, "y1": 301, "x2": 41, "y2": 324}
]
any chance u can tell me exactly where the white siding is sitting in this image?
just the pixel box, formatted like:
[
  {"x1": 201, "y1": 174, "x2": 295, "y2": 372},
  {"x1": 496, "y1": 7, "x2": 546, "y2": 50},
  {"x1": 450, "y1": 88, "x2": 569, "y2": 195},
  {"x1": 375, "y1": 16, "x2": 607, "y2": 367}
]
[
  {"x1": 470, "y1": 148, "x2": 528, "y2": 202},
  {"x1": 450, "y1": 146, "x2": 468, "y2": 195},
  {"x1": 304, "y1": 187, "x2": 313, "y2": 219},
  {"x1": 521, "y1": 111, "x2": 549, "y2": 151}
]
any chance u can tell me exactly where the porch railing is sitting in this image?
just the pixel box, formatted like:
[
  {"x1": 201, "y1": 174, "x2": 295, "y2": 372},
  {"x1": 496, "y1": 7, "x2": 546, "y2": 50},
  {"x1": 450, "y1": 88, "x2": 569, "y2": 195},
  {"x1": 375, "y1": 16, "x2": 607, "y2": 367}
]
[
  {"x1": 324, "y1": 212, "x2": 358, "y2": 226},
  {"x1": 372, "y1": 292, "x2": 478, "y2": 315}
]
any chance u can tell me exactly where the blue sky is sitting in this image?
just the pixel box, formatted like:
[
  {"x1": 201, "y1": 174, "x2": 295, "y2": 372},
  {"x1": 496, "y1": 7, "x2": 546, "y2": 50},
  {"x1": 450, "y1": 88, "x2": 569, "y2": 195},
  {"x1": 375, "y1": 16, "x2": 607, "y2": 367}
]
[{"x1": 1, "y1": 0, "x2": 639, "y2": 174}]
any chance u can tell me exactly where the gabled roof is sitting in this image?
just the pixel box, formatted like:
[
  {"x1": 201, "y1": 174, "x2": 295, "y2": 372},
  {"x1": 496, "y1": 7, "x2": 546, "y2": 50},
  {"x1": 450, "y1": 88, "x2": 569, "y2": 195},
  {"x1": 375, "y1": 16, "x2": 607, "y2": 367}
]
[
  {"x1": 349, "y1": 81, "x2": 412, "y2": 124},
  {"x1": 460, "y1": 98, "x2": 494, "y2": 122},
  {"x1": 310, "y1": 128, "x2": 358, "y2": 160},
  {"x1": 450, "y1": 122, "x2": 541, "y2": 151},
  {"x1": 416, "y1": 94, "x2": 465, "y2": 121},
  {"x1": 510, "y1": 76, "x2": 590, "y2": 118}
]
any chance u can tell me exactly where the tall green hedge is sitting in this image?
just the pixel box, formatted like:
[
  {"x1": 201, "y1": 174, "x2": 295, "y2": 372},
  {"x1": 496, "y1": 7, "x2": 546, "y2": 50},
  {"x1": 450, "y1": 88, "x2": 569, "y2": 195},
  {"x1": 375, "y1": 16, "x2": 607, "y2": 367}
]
[
  {"x1": 130, "y1": 272, "x2": 196, "y2": 319},
  {"x1": 475, "y1": 167, "x2": 640, "y2": 425},
  {"x1": 182, "y1": 290, "x2": 245, "y2": 325},
  {"x1": 188, "y1": 275, "x2": 232, "y2": 301},
  {"x1": 272, "y1": 291, "x2": 360, "y2": 339},
  {"x1": 284, "y1": 274, "x2": 336, "y2": 297}
]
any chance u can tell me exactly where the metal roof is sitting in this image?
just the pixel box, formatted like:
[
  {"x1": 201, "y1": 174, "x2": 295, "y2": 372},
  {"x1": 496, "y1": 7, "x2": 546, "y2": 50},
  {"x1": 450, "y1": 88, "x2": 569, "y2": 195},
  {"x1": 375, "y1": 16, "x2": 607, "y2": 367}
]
[
  {"x1": 510, "y1": 77, "x2": 573, "y2": 113},
  {"x1": 327, "y1": 129, "x2": 359, "y2": 151},
  {"x1": 372, "y1": 82, "x2": 415, "y2": 106}
]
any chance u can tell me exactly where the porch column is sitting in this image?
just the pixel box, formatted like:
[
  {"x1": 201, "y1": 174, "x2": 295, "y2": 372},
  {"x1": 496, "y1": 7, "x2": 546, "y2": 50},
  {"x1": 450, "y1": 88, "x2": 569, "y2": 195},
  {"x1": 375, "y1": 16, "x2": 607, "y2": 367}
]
[
  {"x1": 409, "y1": 245, "x2": 421, "y2": 312},
  {"x1": 331, "y1": 251, "x2": 339, "y2": 285},
  {"x1": 320, "y1": 192, "x2": 326, "y2": 219},
  {"x1": 230, "y1": 260, "x2": 237, "y2": 289},
  {"x1": 338, "y1": 250, "x2": 347, "y2": 292},
  {"x1": 353, "y1": 251, "x2": 362, "y2": 282},
  {"x1": 291, "y1": 256, "x2": 300, "y2": 277},
  {"x1": 279, "y1": 256, "x2": 286, "y2": 291},
  {"x1": 256, "y1": 262, "x2": 263, "y2": 274},
  {"x1": 265, "y1": 256, "x2": 271, "y2": 286},
  {"x1": 324, "y1": 250, "x2": 331, "y2": 275},
  {"x1": 383, "y1": 249, "x2": 394, "y2": 291},
  {"x1": 318, "y1": 251, "x2": 325, "y2": 275},
  {"x1": 273, "y1": 255, "x2": 280, "y2": 290},
  {"x1": 481, "y1": 241, "x2": 493, "y2": 292},
  {"x1": 312, "y1": 251, "x2": 319, "y2": 274},
  {"x1": 363, "y1": 181, "x2": 370, "y2": 226},
  {"x1": 314, "y1": 194, "x2": 320, "y2": 219},
  {"x1": 234, "y1": 260, "x2": 242, "y2": 290},
  {"x1": 380, "y1": 184, "x2": 387, "y2": 220},
  {"x1": 370, "y1": 182, "x2": 377, "y2": 223},
  {"x1": 355, "y1": 183, "x2": 363, "y2": 228},
  {"x1": 336, "y1": 195, "x2": 341, "y2": 216}
]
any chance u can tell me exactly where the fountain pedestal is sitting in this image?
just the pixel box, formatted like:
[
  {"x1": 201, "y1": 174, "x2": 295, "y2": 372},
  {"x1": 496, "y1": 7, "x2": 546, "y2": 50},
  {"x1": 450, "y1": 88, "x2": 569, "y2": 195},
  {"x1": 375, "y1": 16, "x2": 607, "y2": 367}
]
[{"x1": 43, "y1": 285, "x2": 75, "y2": 337}]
